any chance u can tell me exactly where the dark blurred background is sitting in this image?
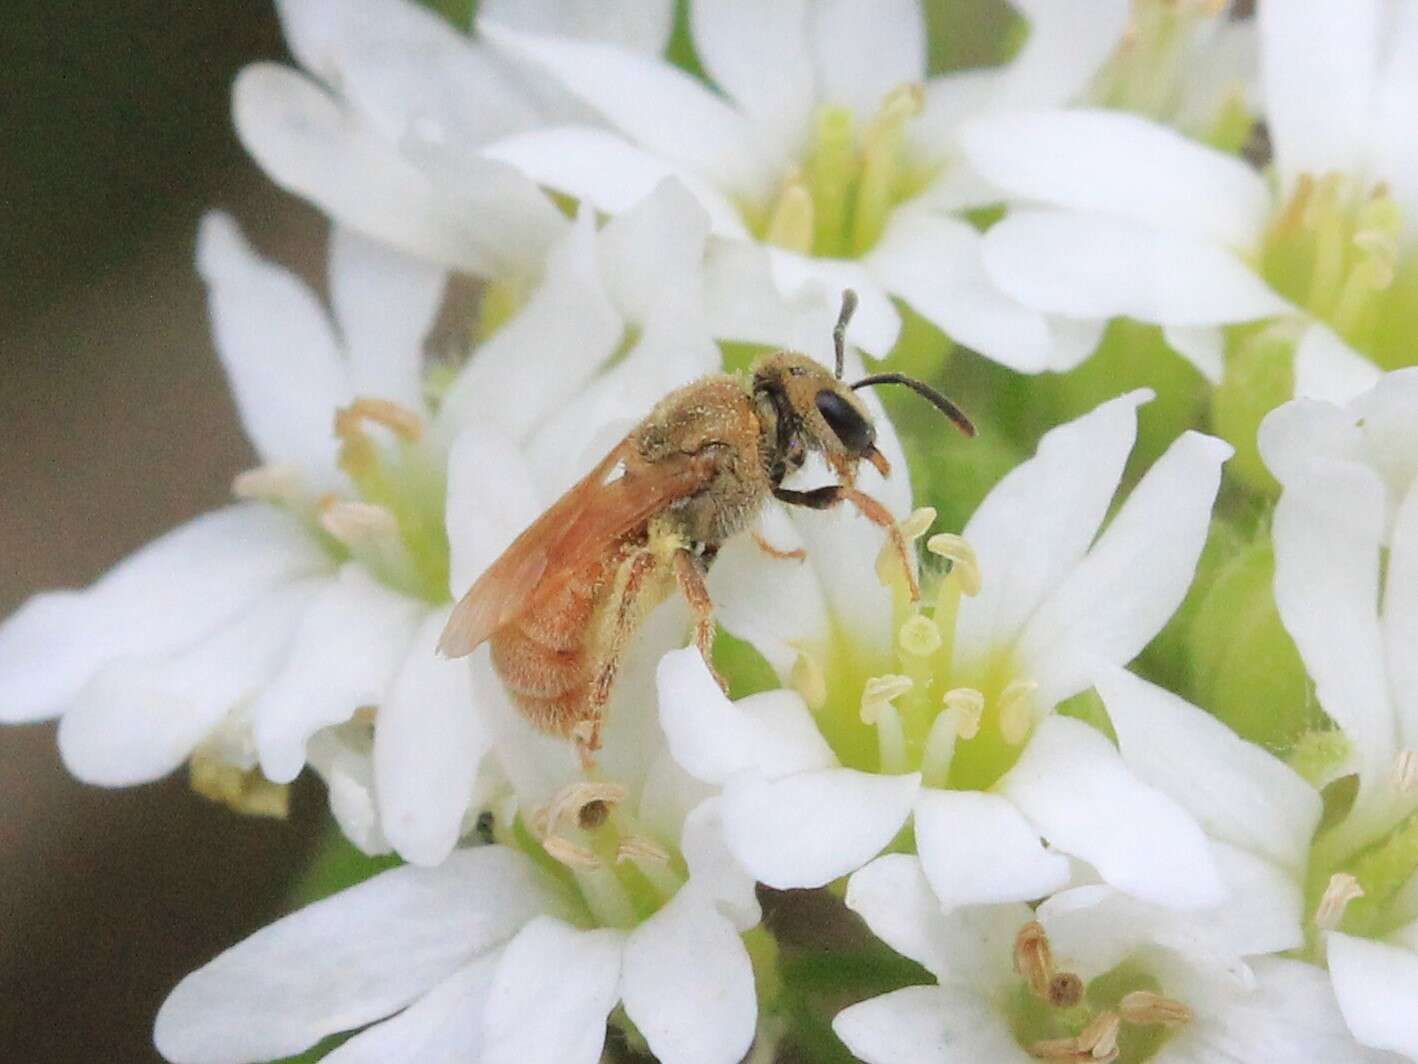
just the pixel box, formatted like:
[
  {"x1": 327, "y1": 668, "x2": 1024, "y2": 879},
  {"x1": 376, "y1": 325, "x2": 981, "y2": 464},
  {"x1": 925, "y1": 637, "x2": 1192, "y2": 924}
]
[{"x1": 1, "y1": 7, "x2": 328, "y2": 1061}]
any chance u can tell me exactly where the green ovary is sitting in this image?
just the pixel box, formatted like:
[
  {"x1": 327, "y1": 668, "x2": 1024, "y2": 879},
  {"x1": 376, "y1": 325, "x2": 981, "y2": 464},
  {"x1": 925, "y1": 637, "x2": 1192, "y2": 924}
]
[
  {"x1": 748, "y1": 86, "x2": 936, "y2": 260},
  {"x1": 1260, "y1": 174, "x2": 1418, "y2": 371}
]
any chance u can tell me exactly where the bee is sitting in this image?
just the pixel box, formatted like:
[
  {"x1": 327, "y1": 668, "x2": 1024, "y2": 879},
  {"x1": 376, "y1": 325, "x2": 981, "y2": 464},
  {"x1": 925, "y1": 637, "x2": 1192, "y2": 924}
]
[{"x1": 438, "y1": 291, "x2": 973, "y2": 762}]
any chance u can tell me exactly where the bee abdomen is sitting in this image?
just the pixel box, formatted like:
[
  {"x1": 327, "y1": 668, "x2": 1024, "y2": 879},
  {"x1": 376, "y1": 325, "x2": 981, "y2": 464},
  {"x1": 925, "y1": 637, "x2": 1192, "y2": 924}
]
[{"x1": 489, "y1": 625, "x2": 589, "y2": 701}]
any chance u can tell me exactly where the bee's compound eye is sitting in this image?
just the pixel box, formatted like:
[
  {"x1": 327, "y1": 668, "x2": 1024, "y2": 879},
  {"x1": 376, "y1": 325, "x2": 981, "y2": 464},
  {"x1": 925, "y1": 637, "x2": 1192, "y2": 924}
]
[{"x1": 815, "y1": 389, "x2": 875, "y2": 453}]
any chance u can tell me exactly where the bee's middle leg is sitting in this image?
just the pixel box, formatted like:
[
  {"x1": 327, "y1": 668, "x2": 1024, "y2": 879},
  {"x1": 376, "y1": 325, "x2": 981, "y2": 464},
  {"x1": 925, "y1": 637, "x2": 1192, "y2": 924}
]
[{"x1": 672, "y1": 548, "x2": 727, "y2": 693}]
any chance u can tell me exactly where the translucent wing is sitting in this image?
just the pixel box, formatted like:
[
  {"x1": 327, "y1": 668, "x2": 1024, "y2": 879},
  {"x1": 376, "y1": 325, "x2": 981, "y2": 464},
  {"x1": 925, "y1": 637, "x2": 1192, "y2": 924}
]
[{"x1": 437, "y1": 438, "x2": 715, "y2": 657}]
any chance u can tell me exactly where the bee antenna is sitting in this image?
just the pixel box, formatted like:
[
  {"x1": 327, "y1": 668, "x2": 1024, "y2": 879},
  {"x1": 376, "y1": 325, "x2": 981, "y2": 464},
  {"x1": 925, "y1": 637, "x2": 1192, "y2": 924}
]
[
  {"x1": 833, "y1": 289, "x2": 858, "y2": 380},
  {"x1": 851, "y1": 373, "x2": 976, "y2": 438}
]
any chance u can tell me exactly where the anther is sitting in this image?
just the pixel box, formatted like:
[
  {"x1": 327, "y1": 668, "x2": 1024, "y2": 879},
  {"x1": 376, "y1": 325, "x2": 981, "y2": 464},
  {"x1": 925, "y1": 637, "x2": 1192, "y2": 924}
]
[
  {"x1": 1079, "y1": 1011, "x2": 1121, "y2": 1062},
  {"x1": 860, "y1": 673, "x2": 913, "y2": 725},
  {"x1": 616, "y1": 835, "x2": 672, "y2": 865},
  {"x1": 543, "y1": 835, "x2": 602, "y2": 869},
  {"x1": 876, "y1": 507, "x2": 937, "y2": 588},
  {"x1": 926, "y1": 533, "x2": 982, "y2": 596},
  {"x1": 1395, "y1": 750, "x2": 1418, "y2": 793},
  {"x1": 1119, "y1": 990, "x2": 1192, "y2": 1027},
  {"x1": 1315, "y1": 872, "x2": 1365, "y2": 930},
  {"x1": 334, "y1": 397, "x2": 424, "y2": 443},
  {"x1": 320, "y1": 501, "x2": 401, "y2": 547},
  {"x1": 1014, "y1": 921, "x2": 1055, "y2": 1000},
  {"x1": 942, "y1": 687, "x2": 984, "y2": 740},
  {"x1": 1048, "y1": 972, "x2": 1085, "y2": 1009},
  {"x1": 899, "y1": 615, "x2": 942, "y2": 657},
  {"x1": 998, "y1": 680, "x2": 1039, "y2": 746},
  {"x1": 232, "y1": 463, "x2": 304, "y2": 505},
  {"x1": 765, "y1": 169, "x2": 815, "y2": 255},
  {"x1": 791, "y1": 650, "x2": 828, "y2": 711},
  {"x1": 541, "y1": 781, "x2": 628, "y2": 838}
]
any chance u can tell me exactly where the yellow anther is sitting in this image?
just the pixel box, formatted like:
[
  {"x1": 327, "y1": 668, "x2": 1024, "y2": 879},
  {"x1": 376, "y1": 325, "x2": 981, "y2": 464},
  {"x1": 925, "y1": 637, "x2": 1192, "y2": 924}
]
[
  {"x1": 876, "y1": 508, "x2": 935, "y2": 588},
  {"x1": 899, "y1": 614, "x2": 942, "y2": 657},
  {"x1": 1119, "y1": 990, "x2": 1193, "y2": 1028},
  {"x1": 1396, "y1": 750, "x2": 1418, "y2": 793},
  {"x1": 765, "y1": 170, "x2": 816, "y2": 255},
  {"x1": 1315, "y1": 872, "x2": 1365, "y2": 930},
  {"x1": 926, "y1": 533, "x2": 982, "y2": 596},
  {"x1": 860, "y1": 673, "x2": 913, "y2": 725},
  {"x1": 790, "y1": 649, "x2": 828, "y2": 711},
  {"x1": 998, "y1": 679, "x2": 1039, "y2": 746},
  {"x1": 232, "y1": 463, "x2": 304, "y2": 505},
  {"x1": 320, "y1": 501, "x2": 400, "y2": 547},
  {"x1": 189, "y1": 753, "x2": 289, "y2": 820},
  {"x1": 335, "y1": 397, "x2": 425, "y2": 443},
  {"x1": 866, "y1": 82, "x2": 925, "y2": 141},
  {"x1": 899, "y1": 507, "x2": 937, "y2": 542},
  {"x1": 942, "y1": 687, "x2": 985, "y2": 740}
]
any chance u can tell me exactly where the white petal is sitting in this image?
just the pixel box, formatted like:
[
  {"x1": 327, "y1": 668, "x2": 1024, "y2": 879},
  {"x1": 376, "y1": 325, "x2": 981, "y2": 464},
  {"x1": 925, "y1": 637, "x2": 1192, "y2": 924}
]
[
  {"x1": 809, "y1": 0, "x2": 925, "y2": 119},
  {"x1": 961, "y1": 109, "x2": 1270, "y2": 247},
  {"x1": 1372, "y1": 5, "x2": 1418, "y2": 226},
  {"x1": 58, "y1": 580, "x2": 319, "y2": 786},
  {"x1": 1267, "y1": 422, "x2": 1395, "y2": 787},
  {"x1": 954, "y1": 390, "x2": 1146, "y2": 677},
  {"x1": 439, "y1": 211, "x2": 622, "y2": 443},
  {"x1": 278, "y1": 0, "x2": 538, "y2": 146},
  {"x1": 846, "y1": 855, "x2": 955, "y2": 979},
  {"x1": 690, "y1": 0, "x2": 814, "y2": 146},
  {"x1": 914, "y1": 789, "x2": 1070, "y2": 910},
  {"x1": 1000, "y1": 716, "x2": 1224, "y2": 908},
  {"x1": 1015, "y1": 431, "x2": 1230, "y2": 708},
  {"x1": 1044, "y1": 315, "x2": 1108, "y2": 373},
  {"x1": 720, "y1": 768, "x2": 919, "y2": 888},
  {"x1": 1389, "y1": 484, "x2": 1418, "y2": 750},
  {"x1": 253, "y1": 565, "x2": 423, "y2": 783},
  {"x1": 481, "y1": 22, "x2": 773, "y2": 200},
  {"x1": 622, "y1": 890, "x2": 756, "y2": 1064},
  {"x1": 0, "y1": 505, "x2": 327, "y2": 724},
  {"x1": 375, "y1": 610, "x2": 487, "y2": 866},
  {"x1": 198, "y1": 212, "x2": 350, "y2": 480},
  {"x1": 1328, "y1": 933, "x2": 1418, "y2": 1058},
  {"x1": 867, "y1": 211, "x2": 1053, "y2": 372},
  {"x1": 1097, "y1": 667, "x2": 1321, "y2": 877},
  {"x1": 155, "y1": 847, "x2": 548, "y2": 1064},
  {"x1": 981, "y1": 209, "x2": 1290, "y2": 327},
  {"x1": 702, "y1": 239, "x2": 840, "y2": 350},
  {"x1": 324, "y1": 952, "x2": 498, "y2": 1064},
  {"x1": 993, "y1": 0, "x2": 1130, "y2": 109},
  {"x1": 834, "y1": 986, "x2": 1034, "y2": 1064},
  {"x1": 1259, "y1": 0, "x2": 1379, "y2": 191},
  {"x1": 443, "y1": 425, "x2": 543, "y2": 599},
  {"x1": 708, "y1": 506, "x2": 831, "y2": 679},
  {"x1": 767, "y1": 249, "x2": 901, "y2": 357},
  {"x1": 681, "y1": 797, "x2": 761, "y2": 930},
  {"x1": 233, "y1": 63, "x2": 559, "y2": 277},
  {"x1": 656, "y1": 648, "x2": 835, "y2": 785},
  {"x1": 481, "y1": 918, "x2": 622, "y2": 1064},
  {"x1": 479, "y1": 0, "x2": 675, "y2": 54},
  {"x1": 328, "y1": 226, "x2": 444, "y2": 411},
  {"x1": 1293, "y1": 321, "x2": 1382, "y2": 404},
  {"x1": 1163, "y1": 324, "x2": 1226, "y2": 384},
  {"x1": 595, "y1": 178, "x2": 712, "y2": 322},
  {"x1": 482, "y1": 125, "x2": 750, "y2": 239},
  {"x1": 307, "y1": 727, "x2": 390, "y2": 856}
]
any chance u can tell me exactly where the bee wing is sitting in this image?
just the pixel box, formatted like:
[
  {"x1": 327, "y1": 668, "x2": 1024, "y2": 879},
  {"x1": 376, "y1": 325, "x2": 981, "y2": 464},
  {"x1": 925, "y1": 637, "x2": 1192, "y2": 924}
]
[{"x1": 437, "y1": 439, "x2": 716, "y2": 657}]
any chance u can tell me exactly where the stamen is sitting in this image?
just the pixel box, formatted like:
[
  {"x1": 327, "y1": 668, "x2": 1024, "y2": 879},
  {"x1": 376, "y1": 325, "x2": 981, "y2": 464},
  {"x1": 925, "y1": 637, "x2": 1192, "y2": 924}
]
[
  {"x1": 921, "y1": 709, "x2": 959, "y2": 787},
  {"x1": 334, "y1": 397, "x2": 424, "y2": 443},
  {"x1": 899, "y1": 615, "x2": 942, "y2": 657},
  {"x1": 926, "y1": 533, "x2": 982, "y2": 596},
  {"x1": 189, "y1": 752, "x2": 289, "y2": 819},
  {"x1": 1394, "y1": 749, "x2": 1418, "y2": 793},
  {"x1": 790, "y1": 649, "x2": 828, "y2": 711},
  {"x1": 998, "y1": 679, "x2": 1039, "y2": 746},
  {"x1": 543, "y1": 835, "x2": 602, "y2": 869},
  {"x1": 860, "y1": 674, "x2": 914, "y2": 725},
  {"x1": 1014, "y1": 921, "x2": 1055, "y2": 1000},
  {"x1": 876, "y1": 507, "x2": 936, "y2": 590},
  {"x1": 765, "y1": 169, "x2": 815, "y2": 255},
  {"x1": 942, "y1": 687, "x2": 984, "y2": 740},
  {"x1": 853, "y1": 83, "x2": 924, "y2": 254},
  {"x1": 539, "y1": 781, "x2": 628, "y2": 839},
  {"x1": 1078, "y1": 1011, "x2": 1121, "y2": 1062},
  {"x1": 1315, "y1": 872, "x2": 1365, "y2": 930},
  {"x1": 319, "y1": 501, "x2": 400, "y2": 547},
  {"x1": 1119, "y1": 990, "x2": 1192, "y2": 1027},
  {"x1": 1048, "y1": 973, "x2": 1085, "y2": 1009},
  {"x1": 232, "y1": 463, "x2": 304, "y2": 505},
  {"x1": 616, "y1": 835, "x2": 671, "y2": 865}
]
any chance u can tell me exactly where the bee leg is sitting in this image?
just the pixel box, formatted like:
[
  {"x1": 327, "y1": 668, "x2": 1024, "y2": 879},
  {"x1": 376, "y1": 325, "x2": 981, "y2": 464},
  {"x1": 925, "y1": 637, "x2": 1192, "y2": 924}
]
[
  {"x1": 773, "y1": 484, "x2": 919, "y2": 600},
  {"x1": 752, "y1": 529, "x2": 806, "y2": 562},
  {"x1": 672, "y1": 549, "x2": 728, "y2": 693},
  {"x1": 572, "y1": 548, "x2": 662, "y2": 768}
]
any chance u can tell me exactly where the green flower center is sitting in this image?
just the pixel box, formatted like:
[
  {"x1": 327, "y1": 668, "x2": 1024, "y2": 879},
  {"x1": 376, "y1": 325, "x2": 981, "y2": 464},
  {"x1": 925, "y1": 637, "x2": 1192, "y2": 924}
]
[
  {"x1": 745, "y1": 84, "x2": 936, "y2": 259},
  {"x1": 1259, "y1": 173, "x2": 1418, "y2": 371}
]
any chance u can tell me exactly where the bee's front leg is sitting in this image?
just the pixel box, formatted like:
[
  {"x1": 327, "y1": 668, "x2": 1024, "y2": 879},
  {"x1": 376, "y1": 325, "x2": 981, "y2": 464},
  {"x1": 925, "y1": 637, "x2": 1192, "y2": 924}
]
[
  {"x1": 672, "y1": 548, "x2": 728, "y2": 694},
  {"x1": 773, "y1": 484, "x2": 920, "y2": 600}
]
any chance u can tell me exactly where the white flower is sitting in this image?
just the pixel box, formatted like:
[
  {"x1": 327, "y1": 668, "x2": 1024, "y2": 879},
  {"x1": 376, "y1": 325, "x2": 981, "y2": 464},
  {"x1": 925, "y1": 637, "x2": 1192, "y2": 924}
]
[
  {"x1": 833, "y1": 857, "x2": 1383, "y2": 1064},
  {"x1": 477, "y1": 0, "x2": 1131, "y2": 367},
  {"x1": 1260, "y1": 367, "x2": 1418, "y2": 1059},
  {"x1": 0, "y1": 180, "x2": 727, "y2": 867},
  {"x1": 235, "y1": 0, "x2": 674, "y2": 277},
  {"x1": 960, "y1": 0, "x2": 1418, "y2": 395},
  {"x1": 661, "y1": 392, "x2": 1233, "y2": 907}
]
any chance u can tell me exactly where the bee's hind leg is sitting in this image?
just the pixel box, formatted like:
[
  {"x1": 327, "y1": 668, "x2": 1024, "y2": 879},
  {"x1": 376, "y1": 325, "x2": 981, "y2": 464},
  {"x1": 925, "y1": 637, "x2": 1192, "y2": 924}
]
[{"x1": 672, "y1": 548, "x2": 728, "y2": 694}]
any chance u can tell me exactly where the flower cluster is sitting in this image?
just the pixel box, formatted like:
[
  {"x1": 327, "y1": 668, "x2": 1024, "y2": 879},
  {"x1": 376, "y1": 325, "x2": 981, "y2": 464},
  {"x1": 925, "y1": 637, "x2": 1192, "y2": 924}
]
[{"x1": 4, "y1": 1, "x2": 1418, "y2": 1062}]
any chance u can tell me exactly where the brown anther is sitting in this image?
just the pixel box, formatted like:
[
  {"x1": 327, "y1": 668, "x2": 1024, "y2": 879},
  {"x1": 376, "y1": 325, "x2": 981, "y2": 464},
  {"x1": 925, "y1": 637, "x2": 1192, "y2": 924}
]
[
  {"x1": 1119, "y1": 990, "x2": 1192, "y2": 1028},
  {"x1": 541, "y1": 781, "x2": 627, "y2": 839},
  {"x1": 1015, "y1": 921, "x2": 1056, "y2": 999},
  {"x1": 1048, "y1": 972, "x2": 1086, "y2": 1009},
  {"x1": 578, "y1": 799, "x2": 610, "y2": 830},
  {"x1": 335, "y1": 397, "x2": 424, "y2": 442}
]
